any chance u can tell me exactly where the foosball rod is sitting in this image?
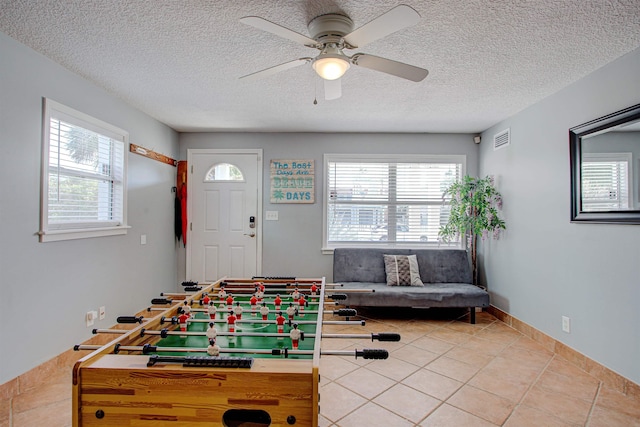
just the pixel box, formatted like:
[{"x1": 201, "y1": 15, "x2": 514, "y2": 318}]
[
  {"x1": 179, "y1": 308, "x2": 330, "y2": 316},
  {"x1": 145, "y1": 302, "x2": 340, "y2": 312},
  {"x1": 181, "y1": 318, "x2": 366, "y2": 326},
  {"x1": 91, "y1": 327, "x2": 393, "y2": 341},
  {"x1": 148, "y1": 296, "x2": 339, "y2": 306},
  {"x1": 205, "y1": 287, "x2": 322, "y2": 293},
  {"x1": 188, "y1": 299, "x2": 328, "y2": 308},
  {"x1": 108, "y1": 328, "x2": 400, "y2": 341},
  {"x1": 149, "y1": 293, "x2": 351, "y2": 306},
  {"x1": 74, "y1": 344, "x2": 389, "y2": 359}
]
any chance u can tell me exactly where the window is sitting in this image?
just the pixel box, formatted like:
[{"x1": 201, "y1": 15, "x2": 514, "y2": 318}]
[
  {"x1": 205, "y1": 163, "x2": 244, "y2": 181},
  {"x1": 40, "y1": 99, "x2": 128, "y2": 242},
  {"x1": 323, "y1": 154, "x2": 465, "y2": 251},
  {"x1": 581, "y1": 153, "x2": 632, "y2": 211}
]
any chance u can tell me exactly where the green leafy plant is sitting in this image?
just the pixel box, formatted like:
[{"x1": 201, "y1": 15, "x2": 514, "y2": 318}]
[{"x1": 439, "y1": 175, "x2": 506, "y2": 286}]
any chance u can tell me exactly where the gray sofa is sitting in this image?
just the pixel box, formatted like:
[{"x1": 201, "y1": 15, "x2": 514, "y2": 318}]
[{"x1": 332, "y1": 248, "x2": 489, "y2": 323}]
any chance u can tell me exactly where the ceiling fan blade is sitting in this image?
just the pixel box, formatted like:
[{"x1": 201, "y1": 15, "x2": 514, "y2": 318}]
[
  {"x1": 324, "y1": 78, "x2": 342, "y2": 100},
  {"x1": 343, "y1": 4, "x2": 420, "y2": 48},
  {"x1": 240, "y1": 16, "x2": 318, "y2": 47},
  {"x1": 352, "y1": 53, "x2": 428, "y2": 82},
  {"x1": 240, "y1": 58, "x2": 311, "y2": 82}
]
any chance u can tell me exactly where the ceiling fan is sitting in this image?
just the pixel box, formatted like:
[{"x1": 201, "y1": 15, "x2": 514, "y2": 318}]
[{"x1": 239, "y1": 4, "x2": 429, "y2": 100}]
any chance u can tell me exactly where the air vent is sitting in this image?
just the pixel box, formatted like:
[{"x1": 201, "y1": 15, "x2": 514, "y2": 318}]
[{"x1": 494, "y1": 128, "x2": 511, "y2": 150}]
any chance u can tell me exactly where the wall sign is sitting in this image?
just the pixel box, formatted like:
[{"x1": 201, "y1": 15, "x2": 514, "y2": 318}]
[{"x1": 270, "y1": 159, "x2": 314, "y2": 203}]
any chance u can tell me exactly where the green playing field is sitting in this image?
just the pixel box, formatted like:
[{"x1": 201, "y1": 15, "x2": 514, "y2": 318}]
[{"x1": 154, "y1": 294, "x2": 320, "y2": 359}]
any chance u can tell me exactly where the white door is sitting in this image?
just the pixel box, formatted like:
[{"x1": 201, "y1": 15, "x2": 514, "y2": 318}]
[{"x1": 187, "y1": 149, "x2": 262, "y2": 281}]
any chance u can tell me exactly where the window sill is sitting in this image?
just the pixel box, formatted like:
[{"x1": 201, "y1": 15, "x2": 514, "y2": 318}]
[
  {"x1": 39, "y1": 226, "x2": 130, "y2": 242},
  {"x1": 322, "y1": 242, "x2": 462, "y2": 254}
]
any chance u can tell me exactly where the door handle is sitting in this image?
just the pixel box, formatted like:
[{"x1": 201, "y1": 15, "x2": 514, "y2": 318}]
[{"x1": 243, "y1": 232, "x2": 256, "y2": 238}]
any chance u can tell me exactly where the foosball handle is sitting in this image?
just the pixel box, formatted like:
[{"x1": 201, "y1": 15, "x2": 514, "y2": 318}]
[
  {"x1": 329, "y1": 294, "x2": 347, "y2": 301},
  {"x1": 181, "y1": 281, "x2": 198, "y2": 287},
  {"x1": 184, "y1": 286, "x2": 201, "y2": 292},
  {"x1": 335, "y1": 308, "x2": 357, "y2": 317},
  {"x1": 117, "y1": 316, "x2": 143, "y2": 324},
  {"x1": 151, "y1": 298, "x2": 172, "y2": 305},
  {"x1": 372, "y1": 333, "x2": 401, "y2": 342},
  {"x1": 142, "y1": 344, "x2": 157, "y2": 354},
  {"x1": 271, "y1": 348, "x2": 290, "y2": 358},
  {"x1": 355, "y1": 349, "x2": 389, "y2": 360}
]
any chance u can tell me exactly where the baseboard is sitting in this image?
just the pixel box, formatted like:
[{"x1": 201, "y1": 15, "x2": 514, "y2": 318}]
[{"x1": 487, "y1": 305, "x2": 640, "y2": 398}]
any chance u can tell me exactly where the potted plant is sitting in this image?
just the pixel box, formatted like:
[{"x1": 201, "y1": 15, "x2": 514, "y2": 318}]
[{"x1": 439, "y1": 175, "x2": 506, "y2": 287}]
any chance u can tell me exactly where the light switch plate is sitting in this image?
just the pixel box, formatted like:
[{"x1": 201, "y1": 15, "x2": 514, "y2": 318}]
[{"x1": 265, "y1": 211, "x2": 279, "y2": 220}]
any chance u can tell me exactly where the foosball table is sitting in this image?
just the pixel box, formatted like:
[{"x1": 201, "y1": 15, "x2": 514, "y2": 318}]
[{"x1": 72, "y1": 277, "x2": 399, "y2": 426}]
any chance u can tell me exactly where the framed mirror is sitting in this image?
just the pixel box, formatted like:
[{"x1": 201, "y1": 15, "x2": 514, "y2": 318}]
[{"x1": 570, "y1": 103, "x2": 640, "y2": 223}]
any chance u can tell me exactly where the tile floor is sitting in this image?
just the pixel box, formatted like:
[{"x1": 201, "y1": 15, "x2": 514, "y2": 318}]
[{"x1": 3, "y1": 309, "x2": 640, "y2": 426}]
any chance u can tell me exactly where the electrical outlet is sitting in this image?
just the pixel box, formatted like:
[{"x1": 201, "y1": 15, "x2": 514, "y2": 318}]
[
  {"x1": 86, "y1": 311, "x2": 97, "y2": 327},
  {"x1": 562, "y1": 316, "x2": 571, "y2": 333},
  {"x1": 99, "y1": 306, "x2": 106, "y2": 320}
]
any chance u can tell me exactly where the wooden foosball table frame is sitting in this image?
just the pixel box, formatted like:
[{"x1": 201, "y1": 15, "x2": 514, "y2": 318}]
[{"x1": 72, "y1": 278, "x2": 328, "y2": 427}]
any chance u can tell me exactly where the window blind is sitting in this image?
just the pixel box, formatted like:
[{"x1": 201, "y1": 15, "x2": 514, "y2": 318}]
[
  {"x1": 41, "y1": 99, "x2": 128, "y2": 241},
  {"x1": 48, "y1": 119, "x2": 124, "y2": 228},
  {"x1": 325, "y1": 155, "x2": 464, "y2": 247},
  {"x1": 581, "y1": 153, "x2": 631, "y2": 211}
]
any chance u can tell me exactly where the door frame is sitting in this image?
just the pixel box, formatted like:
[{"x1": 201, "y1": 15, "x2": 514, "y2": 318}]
[{"x1": 186, "y1": 148, "x2": 263, "y2": 280}]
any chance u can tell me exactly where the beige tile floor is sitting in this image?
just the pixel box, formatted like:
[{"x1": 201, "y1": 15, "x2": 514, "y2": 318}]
[{"x1": 3, "y1": 309, "x2": 640, "y2": 426}]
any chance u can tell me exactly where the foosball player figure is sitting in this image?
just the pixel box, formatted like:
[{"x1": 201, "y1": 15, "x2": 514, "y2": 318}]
[
  {"x1": 206, "y1": 322, "x2": 217, "y2": 340},
  {"x1": 201, "y1": 292, "x2": 210, "y2": 306},
  {"x1": 207, "y1": 338, "x2": 220, "y2": 356},
  {"x1": 310, "y1": 283, "x2": 318, "y2": 299},
  {"x1": 218, "y1": 286, "x2": 227, "y2": 308},
  {"x1": 178, "y1": 312, "x2": 189, "y2": 336},
  {"x1": 218, "y1": 286, "x2": 227, "y2": 302},
  {"x1": 250, "y1": 294, "x2": 258, "y2": 316},
  {"x1": 181, "y1": 300, "x2": 192, "y2": 317},
  {"x1": 298, "y1": 295, "x2": 306, "y2": 317},
  {"x1": 226, "y1": 293, "x2": 234, "y2": 310},
  {"x1": 233, "y1": 301, "x2": 243, "y2": 320},
  {"x1": 255, "y1": 287, "x2": 264, "y2": 302},
  {"x1": 260, "y1": 302, "x2": 270, "y2": 321},
  {"x1": 275, "y1": 311, "x2": 286, "y2": 337},
  {"x1": 255, "y1": 281, "x2": 266, "y2": 293},
  {"x1": 291, "y1": 287, "x2": 301, "y2": 302},
  {"x1": 289, "y1": 323, "x2": 302, "y2": 350},
  {"x1": 274, "y1": 294, "x2": 282, "y2": 310},
  {"x1": 286, "y1": 302, "x2": 297, "y2": 320},
  {"x1": 227, "y1": 310, "x2": 237, "y2": 334},
  {"x1": 207, "y1": 301, "x2": 217, "y2": 319}
]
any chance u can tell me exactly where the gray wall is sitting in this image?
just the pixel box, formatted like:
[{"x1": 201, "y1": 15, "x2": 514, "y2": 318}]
[
  {"x1": 478, "y1": 47, "x2": 640, "y2": 384},
  {"x1": 0, "y1": 32, "x2": 180, "y2": 384},
  {"x1": 179, "y1": 133, "x2": 479, "y2": 280}
]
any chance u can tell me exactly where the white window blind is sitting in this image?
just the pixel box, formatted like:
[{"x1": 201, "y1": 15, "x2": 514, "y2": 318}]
[
  {"x1": 40, "y1": 99, "x2": 128, "y2": 242},
  {"x1": 581, "y1": 153, "x2": 631, "y2": 211},
  {"x1": 324, "y1": 154, "x2": 464, "y2": 250}
]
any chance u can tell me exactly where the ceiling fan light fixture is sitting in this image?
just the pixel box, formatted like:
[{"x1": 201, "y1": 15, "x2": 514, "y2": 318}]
[{"x1": 312, "y1": 55, "x2": 350, "y2": 80}]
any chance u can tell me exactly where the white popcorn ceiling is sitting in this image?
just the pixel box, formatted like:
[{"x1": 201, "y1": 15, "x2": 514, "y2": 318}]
[{"x1": 1, "y1": 1, "x2": 639, "y2": 133}]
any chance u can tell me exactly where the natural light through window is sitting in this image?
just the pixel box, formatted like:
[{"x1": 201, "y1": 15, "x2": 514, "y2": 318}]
[
  {"x1": 323, "y1": 154, "x2": 465, "y2": 251},
  {"x1": 40, "y1": 99, "x2": 128, "y2": 242},
  {"x1": 205, "y1": 163, "x2": 244, "y2": 181}
]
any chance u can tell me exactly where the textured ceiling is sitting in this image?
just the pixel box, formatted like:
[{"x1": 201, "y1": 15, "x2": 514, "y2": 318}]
[{"x1": 1, "y1": 1, "x2": 639, "y2": 133}]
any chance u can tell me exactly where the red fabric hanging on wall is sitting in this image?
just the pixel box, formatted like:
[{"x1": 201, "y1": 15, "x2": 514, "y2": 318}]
[{"x1": 177, "y1": 161, "x2": 188, "y2": 247}]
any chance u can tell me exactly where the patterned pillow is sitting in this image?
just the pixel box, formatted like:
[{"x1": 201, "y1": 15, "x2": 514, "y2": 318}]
[{"x1": 383, "y1": 254, "x2": 424, "y2": 286}]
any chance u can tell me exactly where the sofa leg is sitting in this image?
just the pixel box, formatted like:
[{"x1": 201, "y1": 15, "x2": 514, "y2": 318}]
[{"x1": 469, "y1": 307, "x2": 476, "y2": 324}]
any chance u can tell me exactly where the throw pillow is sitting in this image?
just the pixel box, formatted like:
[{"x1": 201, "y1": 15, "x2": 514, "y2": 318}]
[{"x1": 383, "y1": 254, "x2": 424, "y2": 286}]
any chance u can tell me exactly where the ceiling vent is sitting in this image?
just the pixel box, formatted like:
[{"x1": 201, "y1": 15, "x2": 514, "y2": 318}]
[{"x1": 494, "y1": 128, "x2": 510, "y2": 150}]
